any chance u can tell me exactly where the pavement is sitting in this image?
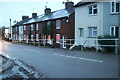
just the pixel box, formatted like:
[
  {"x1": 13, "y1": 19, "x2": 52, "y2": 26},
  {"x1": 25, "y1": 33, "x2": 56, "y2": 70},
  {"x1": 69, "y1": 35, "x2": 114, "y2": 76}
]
[{"x1": 0, "y1": 40, "x2": 119, "y2": 78}]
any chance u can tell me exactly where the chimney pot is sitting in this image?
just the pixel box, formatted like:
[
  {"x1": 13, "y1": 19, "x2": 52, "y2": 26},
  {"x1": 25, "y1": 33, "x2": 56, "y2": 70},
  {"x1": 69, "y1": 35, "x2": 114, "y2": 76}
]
[
  {"x1": 44, "y1": 8, "x2": 51, "y2": 15},
  {"x1": 32, "y1": 13, "x2": 37, "y2": 18},
  {"x1": 65, "y1": 1, "x2": 74, "y2": 9},
  {"x1": 22, "y1": 16, "x2": 29, "y2": 21}
]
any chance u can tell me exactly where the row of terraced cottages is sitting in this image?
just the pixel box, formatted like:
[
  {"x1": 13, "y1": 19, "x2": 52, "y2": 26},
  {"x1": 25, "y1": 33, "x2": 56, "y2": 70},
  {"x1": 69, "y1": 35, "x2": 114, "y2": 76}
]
[
  {"x1": 12, "y1": 1, "x2": 75, "y2": 48},
  {"x1": 12, "y1": 0, "x2": 120, "y2": 51}
]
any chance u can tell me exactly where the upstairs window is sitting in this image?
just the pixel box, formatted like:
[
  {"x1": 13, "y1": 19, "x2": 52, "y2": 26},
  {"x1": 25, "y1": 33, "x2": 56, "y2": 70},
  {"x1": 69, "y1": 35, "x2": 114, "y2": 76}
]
[
  {"x1": 56, "y1": 20, "x2": 61, "y2": 29},
  {"x1": 88, "y1": 27, "x2": 97, "y2": 37},
  {"x1": 31, "y1": 34, "x2": 34, "y2": 41},
  {"x1": 110, "y1": 26, "x2": 119, "y2": 38},
  {"x1": 111, "y1": 2, "x2": 119, "y2": 13},
  {"x1": 24, "y1": 26, "x2": 26, "y2": 31},
  {"x1": 36, "y1": 23, "x2": 38, "y2": 31},
  {"x1": 31, "y1": 24, "x2": 33, "y2": 31},
  {"x1": 89, "y1": 5, "x2": 97, "y2": 15},
  {"x1": 47, "y1": 21, "x2": 51, "y2": 26},
  {"x1": 16, "y1": 27, "x2": 17, "y2": 31}
]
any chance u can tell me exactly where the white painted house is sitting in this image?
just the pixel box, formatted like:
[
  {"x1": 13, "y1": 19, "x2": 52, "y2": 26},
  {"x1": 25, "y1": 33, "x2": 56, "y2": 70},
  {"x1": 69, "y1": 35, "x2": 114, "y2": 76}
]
[{"x1": 73, "y1": 1, "x2": 119, "y2": 48}]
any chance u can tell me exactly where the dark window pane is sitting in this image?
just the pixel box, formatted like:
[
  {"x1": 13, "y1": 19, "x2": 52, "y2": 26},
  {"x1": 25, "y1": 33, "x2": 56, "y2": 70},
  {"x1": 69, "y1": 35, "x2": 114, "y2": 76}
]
[
  {"x1": 115, "y1": 27, "x2": 119, "y2": 38},
  {"x1": 111, "y1": 27, "x2": 114, "y2": 36},
  {"x1": 93, "y1": 9, "x2": 97, "y2": 14},
  {"x1": 112, "y1": 2, "x2": 115, "y2": 12},
  {"x1": 94, "y1": 5, "x2": 97, "y2": 8},
  {"x1": 89, "y1": 6, "x2": 92, "y2": 14},
  {"x1": 116, "y1": 2, "x2": 119, "y2": 12}
]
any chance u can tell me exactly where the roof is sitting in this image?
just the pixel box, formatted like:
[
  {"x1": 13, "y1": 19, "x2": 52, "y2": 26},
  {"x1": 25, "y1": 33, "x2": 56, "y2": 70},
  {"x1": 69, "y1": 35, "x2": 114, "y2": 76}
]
[
  {"x1": 23, "y1": 7, "x2": 75, "y2": 25},
  {"x1": 12, "y1": 7, "x2": 74, "y2": 26},
  {"x1": 74, "y1": 2, "x2": 94, "y2": 7},
  {"x1": 12, "y1": 18, "x2": 31, "y2": 27}
]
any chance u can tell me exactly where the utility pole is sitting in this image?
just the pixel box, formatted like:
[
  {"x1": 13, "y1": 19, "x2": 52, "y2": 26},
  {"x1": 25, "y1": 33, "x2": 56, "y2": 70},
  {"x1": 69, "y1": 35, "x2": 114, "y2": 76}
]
[{"x1": 9, "y1": 18, "x2": 11, "y2": 40}]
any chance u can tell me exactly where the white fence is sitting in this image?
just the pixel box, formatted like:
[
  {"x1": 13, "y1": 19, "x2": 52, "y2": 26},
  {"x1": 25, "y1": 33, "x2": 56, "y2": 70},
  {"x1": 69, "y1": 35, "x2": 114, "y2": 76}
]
[
  {"x1": 12, "y1": 38, "x2": 119, "y2": 54},
  {"x1": 60, "y1": 38, "x2": 118, "y2": 54}
]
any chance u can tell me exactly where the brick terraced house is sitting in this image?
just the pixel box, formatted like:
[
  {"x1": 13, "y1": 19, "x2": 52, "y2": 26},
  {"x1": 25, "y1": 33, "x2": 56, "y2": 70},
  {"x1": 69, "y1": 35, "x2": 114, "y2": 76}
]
[{"x1": 12, "y1": 1, "x2": 75, "y2": 48}]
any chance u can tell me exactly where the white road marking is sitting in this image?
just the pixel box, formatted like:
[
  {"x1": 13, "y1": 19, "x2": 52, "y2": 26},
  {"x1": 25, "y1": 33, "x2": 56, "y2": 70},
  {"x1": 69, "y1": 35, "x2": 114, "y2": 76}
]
[
  {"x1": 53, "y1": 54, "x2": 103, "y2": 63},
  {"x1": 24, "y1": 48, "x2": 103, "y2": 63}
]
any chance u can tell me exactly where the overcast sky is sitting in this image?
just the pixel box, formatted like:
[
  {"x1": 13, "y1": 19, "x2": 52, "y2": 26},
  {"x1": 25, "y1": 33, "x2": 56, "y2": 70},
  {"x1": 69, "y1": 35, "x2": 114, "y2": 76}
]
[{"x1": 0, "y1": 0, "x2": 80, "y2": 27}]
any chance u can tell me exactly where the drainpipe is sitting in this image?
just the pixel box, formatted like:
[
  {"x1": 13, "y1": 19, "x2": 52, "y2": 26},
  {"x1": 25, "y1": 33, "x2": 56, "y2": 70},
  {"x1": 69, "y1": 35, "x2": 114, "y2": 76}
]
[{"x1": 69, "y1": 43, "x2": 76, "y2": 50}]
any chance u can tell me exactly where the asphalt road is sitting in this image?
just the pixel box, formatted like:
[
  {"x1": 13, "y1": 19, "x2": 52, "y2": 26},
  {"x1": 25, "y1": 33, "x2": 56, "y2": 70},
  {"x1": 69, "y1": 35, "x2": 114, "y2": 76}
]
[{"x1": 0, "y1": 40, "x2": 118, "y2": 78}]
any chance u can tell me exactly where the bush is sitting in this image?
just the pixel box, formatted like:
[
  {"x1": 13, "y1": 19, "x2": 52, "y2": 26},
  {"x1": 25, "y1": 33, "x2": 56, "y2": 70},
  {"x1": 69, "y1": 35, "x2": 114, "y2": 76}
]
[{"x1": 98, "y1": 35, "x2": 116, "y2": 52}]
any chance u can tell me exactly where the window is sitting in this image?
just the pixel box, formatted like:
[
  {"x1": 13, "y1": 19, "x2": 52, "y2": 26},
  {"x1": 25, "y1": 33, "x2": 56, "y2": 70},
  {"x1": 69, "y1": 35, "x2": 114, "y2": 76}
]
[
  {"x1": 21, "y1": 26, "x2": 23, "y2": 31},
  {"x1": 24, "y1": 35, "x2": 26, "y2": 40},
  {"x1": 111, "y1": 2, "x2": 119, "y2": 13},
  {"x1": 31, "y1": 24, "x2": 33, "y2": 31},
  {"x1": 16, "y1": 27, "x2": 17, "y2": 31},
  {"x1": 16, "y1": 34, "x2": 17, "y2": 40},
  {"x1": 56, "y1": 20, "x2": 61, "y2": 29},
  {"x1": 56, "y1": 34, "x2": 60, "y2": 43},
  {"x1": 36, "y1": 34, "x2": 39, "y2": 41},
  {"x1": 36, "y1": 23, "x2": 38, "y2": 31},
  {"x1": 88, "y1": 27, "x2": 97, "y2": 37},
  {"x1": 79, "y1": 28, "x2": 84, "y2": 37},
  {"x1": 47, "y1": 21, "x2": 51, "y2": 26},
  {"x1": 24, "y1": 26, "x2": 26, "y2": 30},
  {"x1": 110, "y1": 26, "x2": 119, "y2": 38},
  {"x1": 31, "y1": 34, "x2": 34, "y2": 41},
  {"x1": 89, "y1": 5, "x2": 97, "y2": 15}
]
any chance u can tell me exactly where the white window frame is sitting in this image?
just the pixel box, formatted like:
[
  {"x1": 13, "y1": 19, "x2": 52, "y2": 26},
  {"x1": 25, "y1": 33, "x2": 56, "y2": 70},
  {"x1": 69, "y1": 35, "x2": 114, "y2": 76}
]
[
  {"x1": 56, "y1": 34, "x2": 60, "y2": 43},
  {"x1": 47, "y1": 21, "x2": 51, "y2": 26},
  {"x1": 36, "y1": 34, "x2": 39, "y2": 41},
  {"x1": 111, "y1": 2, "x2": 120, "y2": 14},
  {"x1": 36, "y1": 23, "x2": 39, "y2": 31},
  {"x1": 16, "y1": 34, "x2": 17, "y2": 40},
  {"x1": 88, "y1": 27, "x2": 97, "y2": 37},
  {"x1": 31, "y1": 24, "x2": 34, "y2": 31},
  {"x1": 89, "y1": 4, "x2": 98, "y2": 15},
  {"x1": 56, "y1": 20, "x2": 61, "y2": 29},
  {"x1": 110, "y1": 26, "x2": 119, "y2": 37},
  {"x1": 79, "y1": 28, "x2": 84, "y2": 37},
  {"x1": 16, "y1": 27, "x2": 17, "y2": 31},
  {"x1": 24, "y1": 26, "x2": 26, "y2": 31},
  {"x1": 24, "y1": 34, "x2": 26, "y2": 40},
  {"x1": 31, "y1": 34, "x2": 34, "y2": 41}
]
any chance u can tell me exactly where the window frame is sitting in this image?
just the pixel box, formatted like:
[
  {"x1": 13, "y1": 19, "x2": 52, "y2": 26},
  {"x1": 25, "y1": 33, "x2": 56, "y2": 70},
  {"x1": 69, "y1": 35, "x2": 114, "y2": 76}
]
[
  {"x1": 110, "y1": 26, "x2": 119, "y2": 38},
  {"x1": 16, "y1": 27, "x2": 17, "y2": 31},
  {"x1": 56, "y1": 20, "x2": 61, "y2": 29},
  {"x1": 31, "y1": 34, "x2": 34, "y2": 41},
  {"x1": 56, "y1": 34, "x2": 60, "y2": 43},
  {"x1": 79, "y1": 28, "x2": 84, "y2": 37},
  {"x1": 36, "y1": 23, "x2": 39, "y2": 31},
  {"x1": 31, "y1": 24, "x2": 34, "y2": 31},
  {"x1": 36, "y1": 34, "x2": 39, "y2": 41},
  {"x1": 88, "y1": 27, "x2": 97, "y2": 37},
  {"x1": 24, "y1": 26, "x2": 26, "y2": 31},
  {"x1": 89, "y1": 4, "x2": 98, "y2": 15},
  {"x1": 111, "y1": 2, "x2": 120, "y2": 14}
]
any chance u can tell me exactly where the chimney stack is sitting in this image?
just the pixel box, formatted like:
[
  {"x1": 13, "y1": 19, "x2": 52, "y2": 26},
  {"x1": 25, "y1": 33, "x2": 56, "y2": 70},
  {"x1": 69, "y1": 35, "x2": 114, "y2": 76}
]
[
  {"x1": 65, "y1": 0, "x2": 74, "y2": 9},
  {"x1": 22, "y1": 16, "x2": 29, "y2": 21},
  {"x1": 32, "y1": 13, "x2": 37, "y2": 18},
  {"x1": 44, "y1": 8, "x2": 51, "y2": 15}
]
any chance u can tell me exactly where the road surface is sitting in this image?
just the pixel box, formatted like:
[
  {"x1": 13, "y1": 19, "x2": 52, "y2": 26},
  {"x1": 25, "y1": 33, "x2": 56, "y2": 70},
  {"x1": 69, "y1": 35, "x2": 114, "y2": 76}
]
[{"x1": 0, "y1": 40, "x2": 118, "y2": 78}]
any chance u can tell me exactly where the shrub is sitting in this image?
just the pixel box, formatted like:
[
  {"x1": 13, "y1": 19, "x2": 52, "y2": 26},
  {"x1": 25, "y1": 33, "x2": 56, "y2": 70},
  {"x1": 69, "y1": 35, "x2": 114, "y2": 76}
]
[{"x1": 98, "y1": 35, "x2": 116, "y2": 52}]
